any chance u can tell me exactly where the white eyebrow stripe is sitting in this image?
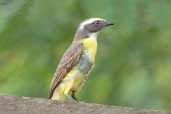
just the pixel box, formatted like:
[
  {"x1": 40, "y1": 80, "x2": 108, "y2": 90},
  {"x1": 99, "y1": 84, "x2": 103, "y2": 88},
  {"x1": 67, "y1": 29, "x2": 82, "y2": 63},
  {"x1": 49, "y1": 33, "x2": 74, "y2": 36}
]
[{"x1": 79, "y1": 18, "x2": 105, "y2": 29}]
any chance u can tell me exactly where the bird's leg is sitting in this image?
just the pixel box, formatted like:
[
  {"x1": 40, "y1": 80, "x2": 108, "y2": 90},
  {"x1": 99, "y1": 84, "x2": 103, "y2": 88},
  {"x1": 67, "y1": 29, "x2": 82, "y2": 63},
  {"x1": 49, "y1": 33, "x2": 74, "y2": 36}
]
[
  {"x1": 71, "y1": 91, "x2": 78, "y2": 102},
  {"x1": 64, "y1": 90, "x2": 78, "y2": 102}
]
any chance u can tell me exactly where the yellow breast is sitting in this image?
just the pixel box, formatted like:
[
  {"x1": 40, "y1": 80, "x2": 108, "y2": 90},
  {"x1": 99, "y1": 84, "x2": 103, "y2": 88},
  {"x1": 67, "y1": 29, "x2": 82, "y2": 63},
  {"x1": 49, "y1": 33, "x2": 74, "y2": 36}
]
[
  {"x1": 81, "y1": 37, "x2": 97, "y2": 62},
  {"x1": 51, "y1": 37, "x2": 98, "y2": 101}
]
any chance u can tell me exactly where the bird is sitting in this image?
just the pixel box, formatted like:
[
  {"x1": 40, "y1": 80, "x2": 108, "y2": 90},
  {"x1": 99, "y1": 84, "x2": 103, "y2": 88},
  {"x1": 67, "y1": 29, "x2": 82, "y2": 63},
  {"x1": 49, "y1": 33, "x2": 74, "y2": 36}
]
[{"x1": 49, "y1": 18, "x2": 113, "y2": 101}]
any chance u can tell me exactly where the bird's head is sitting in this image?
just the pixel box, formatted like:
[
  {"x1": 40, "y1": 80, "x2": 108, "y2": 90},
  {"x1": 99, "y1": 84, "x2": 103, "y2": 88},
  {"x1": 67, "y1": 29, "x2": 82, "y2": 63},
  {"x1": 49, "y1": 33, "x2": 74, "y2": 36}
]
[
  {"x1": 80, "y1": 18, "x2": 114, "y2": 33},
  {"x1": 74, "y1": 18, "x2": 114, "y2": 41}
]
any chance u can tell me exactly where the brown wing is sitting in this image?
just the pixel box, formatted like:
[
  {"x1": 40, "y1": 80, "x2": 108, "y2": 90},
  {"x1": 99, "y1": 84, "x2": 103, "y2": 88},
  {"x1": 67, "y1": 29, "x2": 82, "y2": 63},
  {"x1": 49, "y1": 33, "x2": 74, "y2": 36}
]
[{"x1": 48, "y1": 41, "x2": 83, "y2": 98}]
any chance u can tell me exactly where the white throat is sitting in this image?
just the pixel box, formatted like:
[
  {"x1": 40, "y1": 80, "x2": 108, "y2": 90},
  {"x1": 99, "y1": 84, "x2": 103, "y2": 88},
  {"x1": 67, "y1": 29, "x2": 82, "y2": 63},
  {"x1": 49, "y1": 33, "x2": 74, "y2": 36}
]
[{"x1": 89, "y1": 33, "x2": 98, "y2": 41}]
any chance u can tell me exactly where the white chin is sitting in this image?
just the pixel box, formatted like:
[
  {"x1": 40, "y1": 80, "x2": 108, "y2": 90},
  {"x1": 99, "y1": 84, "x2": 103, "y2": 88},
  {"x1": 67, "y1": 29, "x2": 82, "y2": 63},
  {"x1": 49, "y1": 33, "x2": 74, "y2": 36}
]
[{"x1": 89, "y1": 33, "x2": 98, "y2": 40}]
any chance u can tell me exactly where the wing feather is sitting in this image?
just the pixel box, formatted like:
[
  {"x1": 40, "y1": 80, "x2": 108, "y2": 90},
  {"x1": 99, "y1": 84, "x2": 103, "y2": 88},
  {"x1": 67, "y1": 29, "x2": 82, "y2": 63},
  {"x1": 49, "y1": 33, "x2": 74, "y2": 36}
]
[{"x1": 48, "y1": 41, "x2": 83, "y2": 98}]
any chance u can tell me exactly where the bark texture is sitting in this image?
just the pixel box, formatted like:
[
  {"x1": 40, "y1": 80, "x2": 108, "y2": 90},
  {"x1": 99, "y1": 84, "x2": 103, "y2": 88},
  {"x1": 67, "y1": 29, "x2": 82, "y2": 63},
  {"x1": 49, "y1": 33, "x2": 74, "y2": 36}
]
[{"x1": 0, "y1": 95, "x2": 170, "y2": 114}]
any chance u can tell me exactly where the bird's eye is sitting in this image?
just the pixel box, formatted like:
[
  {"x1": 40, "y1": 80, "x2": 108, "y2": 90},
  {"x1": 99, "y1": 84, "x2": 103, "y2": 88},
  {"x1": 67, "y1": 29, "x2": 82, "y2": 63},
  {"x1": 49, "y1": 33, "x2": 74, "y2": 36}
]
[{"x1": 94, "y1": 21, "x2": 99, "y2": 25}]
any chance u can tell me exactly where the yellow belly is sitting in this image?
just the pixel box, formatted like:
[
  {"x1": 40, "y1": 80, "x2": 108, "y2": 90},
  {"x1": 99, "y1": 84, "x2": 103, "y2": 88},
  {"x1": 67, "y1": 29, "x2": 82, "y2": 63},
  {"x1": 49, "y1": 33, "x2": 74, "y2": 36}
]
[
  {"x1": 51, "y1": 66, "x2": 85, "y2": 100},
  {"x1": 51, "y1": 37, "x2": 97, "y2": 100}
]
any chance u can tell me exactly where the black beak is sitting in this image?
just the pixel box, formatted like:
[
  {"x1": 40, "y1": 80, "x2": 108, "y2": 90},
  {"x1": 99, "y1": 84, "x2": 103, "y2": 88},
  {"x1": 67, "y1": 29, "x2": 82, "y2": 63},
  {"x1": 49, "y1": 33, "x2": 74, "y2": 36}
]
[{"x1": 105, "y1": 22, "x2": 114, "y2": 27}]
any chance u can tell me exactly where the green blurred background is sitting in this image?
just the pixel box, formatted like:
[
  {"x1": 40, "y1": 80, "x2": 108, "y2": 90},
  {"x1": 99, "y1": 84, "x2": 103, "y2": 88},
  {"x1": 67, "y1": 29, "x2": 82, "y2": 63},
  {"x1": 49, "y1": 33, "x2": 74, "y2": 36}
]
[{"x1": 0, "y1": 0, "x2": 171, "y2": 111}]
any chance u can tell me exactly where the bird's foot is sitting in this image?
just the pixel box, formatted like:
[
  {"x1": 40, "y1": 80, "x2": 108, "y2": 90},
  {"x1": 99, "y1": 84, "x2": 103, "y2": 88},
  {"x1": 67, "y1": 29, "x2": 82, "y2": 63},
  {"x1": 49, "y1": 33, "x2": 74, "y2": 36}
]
[
  {"x1": 71, "y1": 94, "x2": 78, "y2": 102},
  {"x1": 65, "y1": 94, "x2": 78, "y2": 102}
]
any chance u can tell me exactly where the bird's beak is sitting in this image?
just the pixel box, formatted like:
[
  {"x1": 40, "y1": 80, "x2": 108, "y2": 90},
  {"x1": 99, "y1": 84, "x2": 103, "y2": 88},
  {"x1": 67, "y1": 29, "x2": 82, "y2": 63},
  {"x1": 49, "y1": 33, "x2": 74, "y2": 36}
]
[{"x1": 104, "y1": 22, "x2": 114, "y2": 27}]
